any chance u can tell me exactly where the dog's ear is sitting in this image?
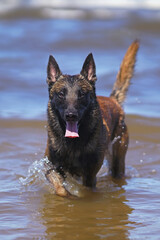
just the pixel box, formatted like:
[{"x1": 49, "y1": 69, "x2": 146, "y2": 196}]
[
  {"x1": 47, "y1": 55, "x2": 62, "y2": 84},
  {"x1": 80, "y1": 53, "x2": 96, "y2": 83}
]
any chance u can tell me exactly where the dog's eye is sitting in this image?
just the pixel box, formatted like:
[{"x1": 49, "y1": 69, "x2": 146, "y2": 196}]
[
  {"x1": 78, "y1": 90, "x2": 85, "y2": 99},
  {"x1": 57, "y1": 91, "x2": 65, "y2": 99}
]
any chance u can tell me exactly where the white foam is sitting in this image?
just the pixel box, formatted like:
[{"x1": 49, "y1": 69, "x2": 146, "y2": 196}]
[
  {"x1": 30, "y1": 0, "x2": 160, "y2": 9},
  {"x1": 1, "y1": 0, "x2": 160, "y2": 17}
]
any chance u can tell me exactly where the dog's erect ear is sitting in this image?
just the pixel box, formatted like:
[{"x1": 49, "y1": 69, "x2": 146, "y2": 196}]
[
  {"x1": 80, "y1": 53, "x2": 96, "y2": 83},
  {"x1": 47, "y1": 55, "x2": 62, "y2": 84}
]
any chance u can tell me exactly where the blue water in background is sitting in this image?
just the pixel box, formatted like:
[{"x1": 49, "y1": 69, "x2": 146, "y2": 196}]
[{"x1": 0, "y1": 1, "x2": 160, "y2": 119}]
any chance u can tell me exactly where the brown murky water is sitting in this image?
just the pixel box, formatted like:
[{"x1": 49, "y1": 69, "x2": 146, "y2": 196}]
[
  {"x1": 0, "y1": 2, "x2": 160, "y2": 240},
  {"x1": 1, "y1": 115, "x2": 160, "y2": 239}
]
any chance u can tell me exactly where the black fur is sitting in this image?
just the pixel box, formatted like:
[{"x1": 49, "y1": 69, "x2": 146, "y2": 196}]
[{"x1": 46, "y1": 54, "x2": 105, "y2": 187}]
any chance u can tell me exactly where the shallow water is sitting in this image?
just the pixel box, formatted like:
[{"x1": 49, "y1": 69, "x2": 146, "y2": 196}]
[
  {"x1": 1, "y1": 116, "x2": 160, "y2": 239},
  {"x1": 0, "y1": 1, "x2": 160, "y2": 240}
]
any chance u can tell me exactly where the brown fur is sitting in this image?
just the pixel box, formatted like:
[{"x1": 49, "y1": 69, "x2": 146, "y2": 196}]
[{"x1": 45, "y1": 41, "x2": 139, "y2": 197}]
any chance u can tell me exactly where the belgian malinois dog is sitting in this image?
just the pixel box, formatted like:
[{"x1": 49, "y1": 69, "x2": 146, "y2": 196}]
[{"x1": 45, "y1": 41, "x2": 139, "y2": 197}]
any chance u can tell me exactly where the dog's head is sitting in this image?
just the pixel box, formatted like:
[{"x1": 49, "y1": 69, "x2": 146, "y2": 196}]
[{"x1": 47, "y1": 53, "x2": 97, "y2": 138}]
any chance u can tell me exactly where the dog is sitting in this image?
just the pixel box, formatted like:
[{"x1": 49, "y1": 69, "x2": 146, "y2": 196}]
[{"x1": 45, "y1": 41, "x2": 139, "y2": 197}]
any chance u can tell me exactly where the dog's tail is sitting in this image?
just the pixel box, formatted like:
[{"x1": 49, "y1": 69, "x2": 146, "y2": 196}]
[{"x1": 110, "y1": 40, "x2": 139, "y2": 106}]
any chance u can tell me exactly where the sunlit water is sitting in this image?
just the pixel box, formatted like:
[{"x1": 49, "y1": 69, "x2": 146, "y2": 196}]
[{"x1": 0, "y1": 1, "x2": 160, "y2": 240}]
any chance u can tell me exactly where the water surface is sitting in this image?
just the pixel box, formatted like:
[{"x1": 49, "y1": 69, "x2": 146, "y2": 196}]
[{"x1": 0, "y1": 2, "x2": 160, "y2": 240}]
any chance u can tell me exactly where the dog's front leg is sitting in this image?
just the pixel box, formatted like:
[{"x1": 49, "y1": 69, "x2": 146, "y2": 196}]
[
  {"x1": 82, "y1": 153, "x2": 104, "y2": 188},
  {"x1": 46, "y1": 169, "x2": 71, "y2": 197},
  {"x1": 82, "y1": 174, "x2": 97, "y2": 188},
  {"x1": 82, "y1": 162, "x2": 99, "y2": 188}
]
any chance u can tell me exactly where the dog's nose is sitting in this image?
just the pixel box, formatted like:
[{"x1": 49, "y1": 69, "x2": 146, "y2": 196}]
[{"x1": 65, "y1": 112, "x2": 78, "y2": 121}]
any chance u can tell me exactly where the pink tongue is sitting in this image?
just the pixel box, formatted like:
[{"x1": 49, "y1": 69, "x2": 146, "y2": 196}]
[{"x1": 65, "y1": 121, "x2": 79, "y2": 138}]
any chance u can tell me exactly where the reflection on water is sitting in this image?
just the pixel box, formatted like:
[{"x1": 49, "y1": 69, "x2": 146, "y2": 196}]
[{"x1": 40, "y1": 188, "x2": 133, "y2": 240}]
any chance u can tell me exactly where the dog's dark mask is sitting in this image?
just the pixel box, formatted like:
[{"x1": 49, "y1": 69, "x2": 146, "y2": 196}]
[{"x1": 47, "y1": 53, "x2": 97, "y2": 138}]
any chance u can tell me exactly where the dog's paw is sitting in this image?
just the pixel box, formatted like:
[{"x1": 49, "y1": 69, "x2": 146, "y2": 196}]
[{"x1": 46, "y1": 169, "x2": 73, "y2": 198}]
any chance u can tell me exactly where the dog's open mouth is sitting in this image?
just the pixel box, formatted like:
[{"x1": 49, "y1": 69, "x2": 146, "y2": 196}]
[{"x1": 65, "y1": 121, "x2": 79, "y2": 138}]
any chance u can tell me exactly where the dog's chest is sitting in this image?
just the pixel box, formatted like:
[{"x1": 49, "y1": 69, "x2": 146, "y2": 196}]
[{"x1": 57, "y1": 141, "x2": 88, "y2": 176}]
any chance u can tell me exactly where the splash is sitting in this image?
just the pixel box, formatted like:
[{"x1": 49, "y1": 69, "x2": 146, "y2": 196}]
[
  {"x1": 19, "y1": 157, "x2": 85, "y2": 197},
  {"x1": 19, "y1": 157, "x2": 139, "y2": 196},
  {"x1": 19, "y1": 157, "x2": 52, "y2": 189}
]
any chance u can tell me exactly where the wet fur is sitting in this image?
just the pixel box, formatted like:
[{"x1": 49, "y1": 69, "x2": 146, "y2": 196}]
[{"x1": 45, "y1": 41, "x2": 139, "y2": 196}]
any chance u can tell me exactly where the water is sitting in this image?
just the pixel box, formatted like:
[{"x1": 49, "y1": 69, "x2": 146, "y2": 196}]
[{"x1": 0, "y1": 1, "x2": 160, "y2": 239}]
